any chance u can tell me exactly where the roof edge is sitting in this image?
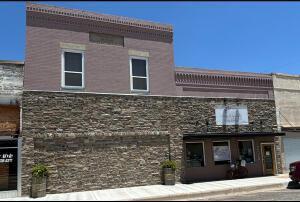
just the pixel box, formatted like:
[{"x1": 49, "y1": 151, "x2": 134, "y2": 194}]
[
  {"x1": 26, "y1": 2, "x2": 173, "y2": 32},
  {"x1": 0, "y1": 60, "x2": 24, "y2": 65},
  {"x1": 175, "y1": 66, "x2": 272, "y2": 78},
  {"x1": 271, "y1": 72, "x2": 300, "y2": 79}
]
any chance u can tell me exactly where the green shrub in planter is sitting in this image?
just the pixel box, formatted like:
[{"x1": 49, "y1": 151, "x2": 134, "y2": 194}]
[
  {"x1": 161, "y1": 160, "x2": 176, "y2": 185},
  {"x1": 31, "y1": 164, "x2": 49, "y2": 198},
  {"x1": 32, "y1": 164, "x2": 49, "y2": 178}
]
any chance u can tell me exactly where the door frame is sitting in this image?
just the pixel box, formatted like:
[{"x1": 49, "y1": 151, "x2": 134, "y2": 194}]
[{"x1": 260, "y1": 142, "x2": 277, "y2": 175}]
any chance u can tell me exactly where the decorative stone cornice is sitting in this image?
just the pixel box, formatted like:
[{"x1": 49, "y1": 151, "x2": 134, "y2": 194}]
[
  {"x1": 26, "y1": 2, "x2": 173, "y2": 32},
  {"x1": 26, "y1": 2, "x2": 173, "y2": 43},
  {"x1": 175, "y1": 67, "x2": 273, "y2": 89}
]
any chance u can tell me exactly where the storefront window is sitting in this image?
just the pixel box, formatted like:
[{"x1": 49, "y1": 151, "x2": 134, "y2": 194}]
[
  {"x1": 0, "y1": 140, "x2": 18, "y2": 191},
  {"x1": 213, "y1": 141, "x2": 231, "y2": 165},
  {"x1": 185, "y1": 143, "x2": 205, "y2": 167},
  {"x1": 238, "y1": 140, "x2": 254, "y2": 163}
]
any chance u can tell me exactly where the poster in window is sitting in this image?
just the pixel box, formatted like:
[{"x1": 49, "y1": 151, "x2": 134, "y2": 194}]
[{"x1": 213, "y1": 145, "x2": 230, "y2": 161}]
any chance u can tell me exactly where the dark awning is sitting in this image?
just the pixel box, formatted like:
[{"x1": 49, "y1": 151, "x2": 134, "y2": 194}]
[
  {"x1": 183, "y1": 131, "x2": 285, "y2": 140},
  {"x1": 281, "y1": 127, "x2": 300, "y2": 132}
]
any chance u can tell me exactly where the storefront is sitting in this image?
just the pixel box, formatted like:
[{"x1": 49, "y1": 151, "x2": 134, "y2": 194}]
[
  {"x1": 182, "y1": 132, "x2": 285, "y2": 183},
  {"x1": 0, "y1": 103, "x2": 22, "y2": 198},
  {"x1": 0, "y1": 138, "x2": 21, "y2": 198}
]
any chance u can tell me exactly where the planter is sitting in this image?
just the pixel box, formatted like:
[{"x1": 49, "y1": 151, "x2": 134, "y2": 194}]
[
  {"x1": 31, "y1": 176, "x2": 47, "y2": 198},
  {"x1": 163, "y1": 167, "x2": 175, "y2": 185}
]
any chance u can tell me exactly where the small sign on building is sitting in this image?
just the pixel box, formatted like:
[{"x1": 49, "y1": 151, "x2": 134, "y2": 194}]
[{"x1": 215, "y1": 105, "x2": 249, "y2": 125}]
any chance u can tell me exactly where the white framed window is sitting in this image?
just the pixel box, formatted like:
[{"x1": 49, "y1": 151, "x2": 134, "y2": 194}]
[
  {"x1": 185, "y1": 142, "x2": 206, "y2": 167},
  {"x1": 212, "y1": 140, "x2": 231, "y2": 165},
  {"x1": 129, "y1": 56, "x2": 149, "y2": 92},
  {"x1": 61, "y1": 49, "x2": 84, "y2": 89},
  {"x1": 238, "y1": 140, "x2": 255, "y2": 163}
]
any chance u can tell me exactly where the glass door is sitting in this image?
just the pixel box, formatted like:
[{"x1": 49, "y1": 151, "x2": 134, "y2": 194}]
[
  {"x1": 262, "y1": 144, "x2": 275, "y2": 176},
  {"x1": 0, "y1": 139, "x2": 18, "y2": 191}
]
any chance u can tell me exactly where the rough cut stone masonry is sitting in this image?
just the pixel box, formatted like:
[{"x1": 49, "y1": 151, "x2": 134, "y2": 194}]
[
  {"x1": 0, "y1": 63, "x2": 23, "y2": 101},
  {"x1": 21, "y1": 91, "x2": 282, "y2": 195}
]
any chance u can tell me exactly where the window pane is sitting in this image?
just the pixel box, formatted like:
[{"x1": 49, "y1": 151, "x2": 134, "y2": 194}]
[
  {"x1": 65, "y1": 72, "x2": 82, "y2": 87},
  {"x1": 65, "y1": 52, "x2": 82, "y2": 72},
  {"x1": 238, "y1": 141, "x2": 254, "y2": 163},
  {"x1": 213, "y1": 142, "x2": 230, "y2": 165},
  {"x1": 186, "y1": 143, "x2": 205, "y2": 167},
  {"x1": 132, "y1": 77, "x2": 147, "y2": 90},
  {"x1": 132, "y1": 59, "x2": 147, "y2": 77},
  {"x1": 0, "y1": 147, "x2": 18, "y2": 191}
]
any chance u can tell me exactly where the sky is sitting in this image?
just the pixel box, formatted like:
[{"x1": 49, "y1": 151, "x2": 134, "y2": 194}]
[{"x1": 1, "y1": 1, "x2": 300, "y2": 74}]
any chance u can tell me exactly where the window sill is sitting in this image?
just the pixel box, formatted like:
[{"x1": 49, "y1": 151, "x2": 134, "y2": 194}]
[
  {"x1": 61, "y1": 86, "x2": 85, "y2": 91},
  {"x1": 130, "y1": 90, "x2": 150, "y2": 95}
]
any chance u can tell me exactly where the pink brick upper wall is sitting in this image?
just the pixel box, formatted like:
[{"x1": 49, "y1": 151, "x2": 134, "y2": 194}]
[{"x1": 24, "y1": 23, "x2": 176, "y2": 96}]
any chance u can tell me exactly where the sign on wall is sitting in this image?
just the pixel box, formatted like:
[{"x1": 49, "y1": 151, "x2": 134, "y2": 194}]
[
  {"x1": 0, "y1": 153, "x2": 14, "y2": 163},
  {"x1": 0, "y1": 122, "x2": 17, "y2": 132},
  {"x1": 215, "y1": 105, "x2": 249, "y2": 125}
]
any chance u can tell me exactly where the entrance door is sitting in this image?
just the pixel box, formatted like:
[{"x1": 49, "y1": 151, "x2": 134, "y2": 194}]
[
  {"x1": 261, "y1": 144, "x2": 275, "y2": 175},
  {"x1": 0, "y1": 139, "x2": 18, "y2": 192}
]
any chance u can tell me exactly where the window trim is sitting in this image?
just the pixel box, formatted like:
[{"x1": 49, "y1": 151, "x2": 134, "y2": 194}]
[
  {"x1": 185, "y1": 141, "x2": 206, "y2": 167},
  {"x1": 237, "y1": 139, "x2": 255, "y2": 164},
  {"x1": 61, "y1": 49, "x2": 85, "y2": 89},
  {"x1": 212, "y1": 140, "x2": 232, "y2": 165},
  {"x1": 129, "y1": 56, "x2": 149, "y2": 93}
]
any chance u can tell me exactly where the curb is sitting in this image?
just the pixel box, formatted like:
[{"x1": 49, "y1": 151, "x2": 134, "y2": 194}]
[{"x1": 135, "y1": 181, "x2": 289, "y2": 201}]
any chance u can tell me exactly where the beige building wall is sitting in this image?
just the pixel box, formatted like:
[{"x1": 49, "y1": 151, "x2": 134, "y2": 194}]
[
  {"x1": 272, "y1": 73, "x2": 300, "y2": 128},
  {"x1": 272, "y1": 73, "x2": 300, "y2": 172}
]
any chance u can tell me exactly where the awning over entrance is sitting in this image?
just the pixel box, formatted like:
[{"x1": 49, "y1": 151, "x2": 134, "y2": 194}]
[
  {"x1": 183, "y1": 132, "x2": 285, "y2": 140},
  {"x1": 281, "y1": 127, "x2": 300, "y2": 132}
]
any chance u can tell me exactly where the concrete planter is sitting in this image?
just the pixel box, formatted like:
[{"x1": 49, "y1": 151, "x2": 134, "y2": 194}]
[
  {"x1": 31, "y1": 176, "x2": 47, "y2": 198},
  {"x1": 163, "y1": 168, "x2": 175, "y2": 185}
]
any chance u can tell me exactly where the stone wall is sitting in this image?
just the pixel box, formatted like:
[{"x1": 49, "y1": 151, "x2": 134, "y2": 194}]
[
  {"x1": 0, "y1": 63, "x2": 23, "y2": 102},
  {"x1": 21, "y1": 91, "x2": 280, "y2": 195}
]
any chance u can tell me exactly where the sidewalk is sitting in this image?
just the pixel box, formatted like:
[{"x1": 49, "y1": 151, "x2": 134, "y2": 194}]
[{"x1": 1, "y1": 174, "x2": 290, "y2": 201}]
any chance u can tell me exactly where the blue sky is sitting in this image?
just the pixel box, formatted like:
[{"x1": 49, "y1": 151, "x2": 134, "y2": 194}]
[{"x1": 1, "y1": 1, "x2": 300, "y2": 74}]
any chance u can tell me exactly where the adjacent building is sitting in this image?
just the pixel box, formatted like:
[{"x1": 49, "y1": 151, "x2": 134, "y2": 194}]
[
  {"x1": 272, "y1": 73, "x2": 300, "y2": 172},
  {"x1": 0, "y1": 60, "x2": 23, "y2": 198},
  {"x1": 0, "y1": 2, "x2": 288, "y2": 198},
  {"x1": 174, "y1": 67, "x2": 283, "y2": 183}
]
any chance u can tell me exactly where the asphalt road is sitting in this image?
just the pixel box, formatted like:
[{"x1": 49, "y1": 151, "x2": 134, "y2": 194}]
[{"x1": 198, "y1": 187, "x2": 300, "y2": 201}]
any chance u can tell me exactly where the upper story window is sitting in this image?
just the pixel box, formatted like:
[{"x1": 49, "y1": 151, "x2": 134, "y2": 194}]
[
  {"x1": 61, "y1": 50, "x2": 84, "y2": 89},
  {"x1": 130, "y1": 57, "x2": 149, "y2": 92}
]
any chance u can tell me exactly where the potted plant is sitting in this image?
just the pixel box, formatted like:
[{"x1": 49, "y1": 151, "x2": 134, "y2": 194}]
[
  {"x1": 31, "y1": 164, "x2": 49, "y2": 198},
  {"x1": 161, "y1": 160, "x2": 176, "y2": 185}
]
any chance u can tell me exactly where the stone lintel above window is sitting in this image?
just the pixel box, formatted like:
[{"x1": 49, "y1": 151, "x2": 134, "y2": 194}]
[
  {"x1": 60, "y1": 42, "x2": 86, "y2": 51},
  {"x1": 128, "y1": 49, "x2": 149, "y2": 58}
]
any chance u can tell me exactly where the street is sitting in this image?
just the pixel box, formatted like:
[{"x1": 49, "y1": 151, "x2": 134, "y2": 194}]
[{"x1": 191, "y1": 187, "x2": 300, "y2": 201}]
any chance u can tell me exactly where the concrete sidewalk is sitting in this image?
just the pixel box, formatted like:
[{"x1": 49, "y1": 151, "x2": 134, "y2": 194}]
[{"x1": 1, "y1": 175, "x2": 290, "y2": 201}]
